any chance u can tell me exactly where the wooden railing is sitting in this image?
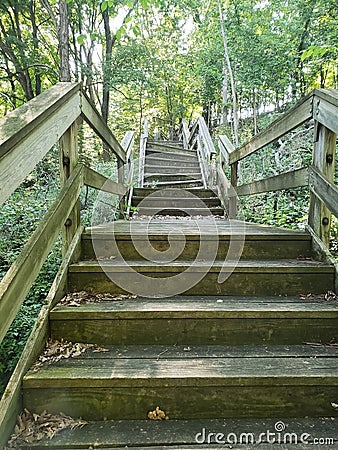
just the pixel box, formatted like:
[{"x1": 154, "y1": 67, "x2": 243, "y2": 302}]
[
  {"x1": 218, "y1": 88, "x2": 338, "y2": 251},
  {"x1": 185, "y1": 117, "x2": 216, "y2": 189},
  {"x1": 138, "y1": 118, "x2": 148, "y2": 188},
  {"x1": 0, "y1": 82, "x2": 135, "y2": 443}
]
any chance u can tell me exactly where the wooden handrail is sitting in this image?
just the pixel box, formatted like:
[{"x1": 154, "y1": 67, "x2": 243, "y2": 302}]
[
  {"x1": 0, "y1": 164, "x2": 83, "y2": 345},
  {"x1": 0, "y1": 82, "x2": 130, "y2": 207},
  {"x1": 80, "y1": 92, "x2": 126, "y2": 163},
  {"x1": 229, "y1": 94, "x2": 313, "y2": 165},
  {"x1": 0, "y1": 83, "x2": 81, "y2": 206},
  {"x1": 218, "y1": 87, "x2": 338, "y2": 249}
]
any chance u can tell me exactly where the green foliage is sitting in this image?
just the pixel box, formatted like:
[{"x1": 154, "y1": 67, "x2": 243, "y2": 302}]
[{"x1": 0, "y1": 152, "x2": 62, "y2": 396}]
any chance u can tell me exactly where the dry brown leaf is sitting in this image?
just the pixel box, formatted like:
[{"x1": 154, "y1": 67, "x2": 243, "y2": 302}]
[
  {"x1": 57, "y1": 291, "x2": 137, "y2": 307},
  {"x1": 32, "y1": 339, "x2": 108, "y2": 370},
  {"x1": 300, "y1": 291, "x2": 338, "y2": 302},
  {"x1": 7, "y1": 409, "x2": 87, "y2": 447}
]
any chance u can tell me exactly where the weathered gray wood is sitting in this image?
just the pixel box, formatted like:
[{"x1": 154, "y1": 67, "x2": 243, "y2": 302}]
[
  {"x1": 198, "y1": 117, "x2": 216, "y2": 157},
  {"x1": 309, "y1": 166, "x2": 338, "y2": 219},
  {"x1": 218, "y1": 134, "x2": 235, "y2": 165},
  {"x1": 59, "y1": 122, "x2": 80, "y2": 257},
  {"x1": 313, "y1": 95, "x2": 338, "y2": 134},
  {"x1": 20, "y1": 418, "x2": 338, "y2": 448},
  {"x1": 0, "y1": 88, "x2": 81, "y2": 207},
  {"x1": 308, "y1": 123, "x2": 336, "y2": 247},
  {"x1": 68, "y1": 258, "x2": 334, "y2": 297},
  {"x1": 0, "y1": 225, "x2": 83, "y2": 448},
  {"x1": 236, "y1": 167, "x2": 308, "y2": 196},
  {"x1": 83, "y1": 165, "x2": 127, "y2": 196},
  {"x1": 229, "y1": 95, "x2": 313, "y2": 164},
  {"x1": 215, "y1": 165, "x2": 230, "y2": 210},
  {"x1": 120, "y1": 131, "x2": 134, "y2": 161},
  {"x1": 229, "y1": 162, "x2": 238, "y2": 218},
  {"x1": 0, "y1": 82, "x2": 79, "y2": 159},
  {"x1": 181, "y1": 118, "x2": 190, "y2": 149},
  {"x1": 138, "y1": 118, "x2": 148, "y2": 187},
  {"x1": 80, "y1": 92, "x2": 126, "y2": 163},
  {"x1": 0, "y1": 165, "x2": 83, "y2": 345}
]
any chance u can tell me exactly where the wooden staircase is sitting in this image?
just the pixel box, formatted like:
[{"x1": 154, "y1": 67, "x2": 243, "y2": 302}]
[
  {"x1": 2, "y1": 86, "x2": 338, "y2": 447},
  {"x1": 20, "y1": 138, "x2": 338, "y2": 446},
  {"x1": 133, "y1": 138, "x2": 224, "y2": 217}
]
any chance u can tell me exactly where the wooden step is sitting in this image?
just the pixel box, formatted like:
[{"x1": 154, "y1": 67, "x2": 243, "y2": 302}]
[
  {"x1": 145, "y1": 149, "x2": 199, "y2": 160},
  {"x1": 144, "y1": 165, "x2": 201, "y2": 174},
  {"x1": 68, "y1": 259, "x2": 334, "y2": 297},
  {"x1": 144, "y1": 173, "x2": 202, "y2": 183},
  {"x1": 148, "y1": 139, "x2": 184, "y2": 148},
  {"x1": 50, "y1": 296, "x2": 338, "y2": 346},
  {"x1": 132, "y1": 196, "x2": 222, "y2": 208},
  {"x1": 133, "y1": 207, "x2": 224, "y2": 217},
  {"x1": 23, "y1": 345, "x2": 338, "y2": 420},
  {"x1": 147, "y1": 143, "x2": 195, "y2": 154},
  {"x1": 145, "y1": 155, "x2": 200, "y2": 167},
  {"x1": 16, "y1": 417, "x2": 338, "y2": 448},
  {"x1": 82, "y1": 220, "x2": 311, "y2": 260},
  {"x1": 132, "y1": 188, "x2": 216, "y2": 198},
  {"x1": 143, "y1": 180, "x2": 204, "y2": 189}
]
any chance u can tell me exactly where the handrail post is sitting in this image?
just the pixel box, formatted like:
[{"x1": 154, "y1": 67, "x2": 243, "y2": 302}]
[
  {"x1": 59, "y1": 121, "x2": 80, "y2": 257},
  {"x1": 229, "y1": 162, "x2": 238, "y2": 219},
  {"x1": 308, "y1": 122, "x2": 336, "y2": 247},
  {"x1": 138, "y1": 118, "x2": 148, "y2": 188}
]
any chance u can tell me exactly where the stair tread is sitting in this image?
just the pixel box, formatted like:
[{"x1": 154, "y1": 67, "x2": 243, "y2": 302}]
[
  {"x1": 23, "y1": 350, "x2": 338, "y2": 387},
  {"x1": 84, "y1": 219, "x2": 311, "y2": 238},
  {"x1": 69, "y1": 259, "x2": 333, "y2": 273},
  {"x1": 50, "y1": 296, "x2": 338, "y2": 319},
  {"x1": 19, "y1": 417, "x2": 338, "y2": 448}
]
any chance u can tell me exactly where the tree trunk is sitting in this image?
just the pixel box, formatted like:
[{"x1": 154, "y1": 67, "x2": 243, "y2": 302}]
[
  {"x1": 58, "y1": 0, "x2": 71, "y2": 82},
  {"x1": 217, "y1": 0, "x2": 239, "y2": 146}
]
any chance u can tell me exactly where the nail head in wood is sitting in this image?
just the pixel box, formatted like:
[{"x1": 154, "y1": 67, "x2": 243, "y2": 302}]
[{"x1": 322, "y1": 217, "x2": 329, "y2": 226}]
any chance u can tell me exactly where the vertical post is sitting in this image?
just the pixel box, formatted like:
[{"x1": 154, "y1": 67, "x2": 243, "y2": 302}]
[
  {"x1": 229, "y1": 161, "x2": 238, "y2": 219},
  {"x1": 308, "y1": 122, "x2": 336, "y2": 247},
  {"x1": 59, "y1": 121, "x2": 79, "y2": 257}
]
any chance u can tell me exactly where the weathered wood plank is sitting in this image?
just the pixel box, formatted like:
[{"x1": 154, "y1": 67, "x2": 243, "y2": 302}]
[
  {"x1": 229, "y1": 95, "x2": 313, "y2": 164},
  {"x1": 59, "y1": 122, "x2": 80, "y2": 257},
  {"x1": 308, "y1": 123, "x2": 336, "y2": 247},
  {"x1": 23, "y1": 384, "x2": 338, "y2": 420},
  {"x1": 236, "y1": 167, "x2": 308, "y2": 196},
  {"x1": 0, "y1": 90, "x2": 81, "y2": 207},
  {"x1": 80, "y1": 92, "x2": 126, "y2": 163},
  {"x1": 313, "y1": 93, "x2": 338, "y2": 134},
  {"x1": 120, "y1": 131, "x2": 134, "y2": 161},
  {"x1": 83, "y1": 165, "x2": 127, "y2": 196},
  {"x1": 181, "y1": 118, "x2": 190, "y2": 149},
  {"x1": 0, "y1": 165, "x2": 83, "y2": 345},
  {"x1": 0, "y1": 82, "x2": 79, "y2": 159},
  {"x1": 218, "y1": 134, "x2": 235, "y2": 165},
  {"x1": 22, "y1": 418, "x2": 338, "y2": 448},
  {"x1": 198, "y1": 117, "x2": 216, "y2": 157},
  {"x1": 23, "y1": 356, "x2": 338, "y2": 388},
  {"x1": 138, "y1": 119, "x2": 148, "y2": 187},
  {"x1": 0, "y1": 226, "x2": 83, "y2": 448},
  {"x1": 309, "y1": 166, "x2": 338, "y2": 219}
]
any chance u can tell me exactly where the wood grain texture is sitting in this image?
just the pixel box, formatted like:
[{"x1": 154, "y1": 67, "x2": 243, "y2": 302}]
[
  {"x1": 83, "y1": 165, "x2": 127, "y2": 196},
  {"x1": 0, "y1": 91, "x2": 81, "y2": 206},
  {"x1": 20, "y1": 417, "x2": 338, "y2": 448},
  {"x1": 80, "y1": 92, "x2": 126, "y2": 163},
  {"x1": 236, "y1": 167, "x2": 308, "y2": 196},
  {"x1": 229, "y1": 95, "x2": 313, "y2": 164}
]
